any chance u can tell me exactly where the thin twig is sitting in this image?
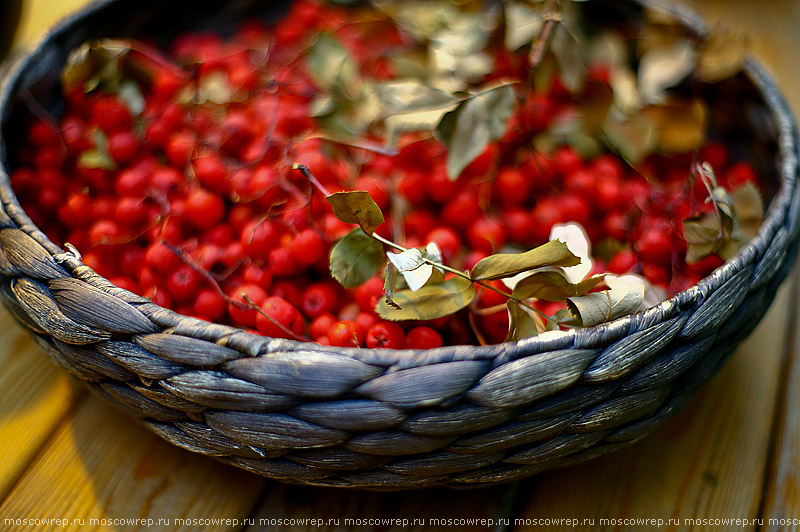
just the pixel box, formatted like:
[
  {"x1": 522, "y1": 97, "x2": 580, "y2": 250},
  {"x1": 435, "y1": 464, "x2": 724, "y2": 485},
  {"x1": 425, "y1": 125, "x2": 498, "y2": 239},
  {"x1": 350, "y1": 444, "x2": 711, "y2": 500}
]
[
  {"x1": 527, "y1": 0, "x2": 562, "y2": 91},
  {"x1": 293, "y1": 164, "x2": 332, "y2": 197}
]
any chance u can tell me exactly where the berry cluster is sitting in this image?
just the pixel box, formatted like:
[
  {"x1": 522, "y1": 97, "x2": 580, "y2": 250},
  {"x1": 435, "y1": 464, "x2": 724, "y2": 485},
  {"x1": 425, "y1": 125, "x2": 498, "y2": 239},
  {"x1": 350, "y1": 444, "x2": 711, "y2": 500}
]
[{"x1": 10, "y1": 0, "x2": 761, "y2": 347}]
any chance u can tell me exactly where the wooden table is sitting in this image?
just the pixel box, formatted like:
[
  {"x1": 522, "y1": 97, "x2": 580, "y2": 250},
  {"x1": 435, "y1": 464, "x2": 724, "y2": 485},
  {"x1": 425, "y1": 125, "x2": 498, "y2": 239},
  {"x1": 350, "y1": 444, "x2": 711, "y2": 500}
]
[{"x1": 1, "y1": 1, "x2": 800, "y2": 530}]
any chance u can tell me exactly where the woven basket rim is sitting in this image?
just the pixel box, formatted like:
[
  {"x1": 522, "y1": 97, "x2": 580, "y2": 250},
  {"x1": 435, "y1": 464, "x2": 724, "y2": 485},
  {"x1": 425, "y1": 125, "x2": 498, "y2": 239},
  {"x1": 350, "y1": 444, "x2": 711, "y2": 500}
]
[{"x1": 0, "y1": 0, "x2": 796, "y2": 367}]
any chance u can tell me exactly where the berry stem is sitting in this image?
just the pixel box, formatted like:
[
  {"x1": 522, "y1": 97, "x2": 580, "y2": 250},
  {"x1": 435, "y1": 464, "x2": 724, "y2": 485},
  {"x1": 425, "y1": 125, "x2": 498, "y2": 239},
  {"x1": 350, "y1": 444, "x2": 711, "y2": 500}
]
[
  {"x1": 293, "y1": 163, "x2": 332, "y2": 197},
  {"x1": 527, "y1": 0, "x2": 561, "y2": 91}
]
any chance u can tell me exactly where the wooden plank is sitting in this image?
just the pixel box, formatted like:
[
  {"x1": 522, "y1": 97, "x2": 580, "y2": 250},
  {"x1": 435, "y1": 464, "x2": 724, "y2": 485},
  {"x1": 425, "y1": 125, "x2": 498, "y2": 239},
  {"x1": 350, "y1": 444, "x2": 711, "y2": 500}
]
[
  {"x1": 247, "y1": 482, "x2": 517, "y2": 532},
  {"x1": 0, "y1": 308, "x2": 79, "y2": 502},
  {"x1": 512, "y1": 274, "x2": 794, "y2": 530},
  {"x1": 0, "y1": 394, "x2": 267, "y2": 531},
  {"x1": 761, "y1": 273, "x2": 800, "y2": 531}
]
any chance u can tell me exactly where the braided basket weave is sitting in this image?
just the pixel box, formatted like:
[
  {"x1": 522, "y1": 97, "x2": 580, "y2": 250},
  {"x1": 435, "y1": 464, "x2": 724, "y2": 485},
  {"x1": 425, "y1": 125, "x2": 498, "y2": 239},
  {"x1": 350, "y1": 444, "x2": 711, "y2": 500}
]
[{"x1": 0, "y1": 0, "x2": 798, "y2": 489}]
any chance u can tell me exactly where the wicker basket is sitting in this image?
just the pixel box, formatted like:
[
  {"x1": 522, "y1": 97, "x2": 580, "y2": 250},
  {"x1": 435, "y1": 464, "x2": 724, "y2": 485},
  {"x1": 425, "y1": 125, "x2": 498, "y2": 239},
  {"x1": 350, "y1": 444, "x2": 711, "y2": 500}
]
[{"x1": 0, "y1": 0, "x2": 798, "y2": 490}]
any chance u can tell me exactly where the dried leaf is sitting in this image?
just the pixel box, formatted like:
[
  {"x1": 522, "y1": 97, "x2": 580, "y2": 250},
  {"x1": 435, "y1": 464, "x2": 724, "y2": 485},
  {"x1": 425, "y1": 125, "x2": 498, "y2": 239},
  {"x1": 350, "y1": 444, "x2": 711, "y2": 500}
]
[
  {"x1": 548, "y1": 6, "x2": 585, "y2": 93},
  {"x1": 376, "y1": 275, "x2": 476, "y2": 320},
  {"x1": 372, "y1": 0, "x2": 457, "y2": 41},
  {"x1": 567, "y1": 284, "x2": 645, "y2": 327},
  {"x1": 604, "y1": 273, "x2": 665, "y2": 310},
  {"x1": 505, "y1": 301, "x2": 540, "y2": 342},
  {"x1": 62, "y1": 39, "x2": 133, "y2": 92},
  {"x1": 645, "y1": 98, "x2": 707, "y2": 153},
  {"x1": 471, "y1": 239, "x2": 580, "y2": 281},
  {"x1": 638, "y1": 39, "x2": 696, "y2": 104},
  {"x1": 306, "y1": 33, "x2": 361, "y2": 98},
  {"x1": 731, "y1": 182, "x2": 763, "y2": 239},
  {"x1": 602, "y1": 111, "x2": 658, "y2": 164},
  {"x1": 683, "y1": 215, "x2": 724, "y2": 264},
  {"x1": 386, "y1": 248, "x2": 432, "y2": 291},
  {"x1": 329, "y1": 229, "x2": 385, "y2": 288},
  {"x1": 436, "y1": 81, "x2": 517, "y2": 180},
  {"x1": 326, "y1": 191, "x2": 385, "y2": 235},
  {"x1": 383, "y1": 263, "x2": 401, "y2": 309},
  {"x1": 78, "y1": 129, "x2": 116, "y2": 170},
  {"x1": 376, "y1": 80, "x2": 459, "y2": 117},
  {"x1": 697, "y1": 28, "x2": 747, "y2": 83},
  {"x1": 505, "y1": 2, "x2": 544, "y2": 51},
  {"x1": 512, "y1": 271, "x2": 605, "y2": 302}
]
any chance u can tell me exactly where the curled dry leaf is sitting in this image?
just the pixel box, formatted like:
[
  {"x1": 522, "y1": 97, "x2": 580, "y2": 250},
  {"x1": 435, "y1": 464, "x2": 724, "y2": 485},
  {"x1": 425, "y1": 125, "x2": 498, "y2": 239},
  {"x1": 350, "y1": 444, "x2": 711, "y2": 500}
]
[
  {"x1": 376, "y1": 275, "x2": 476, "y2": 321},
  {"x1": 470, "y1": 239, "x2": 579, "y2": 281},
  {"x1": 512, "y1": 271, "x2": 605, "y2": 302},
  {"x1": 329, "y1": 229, "x2": 385, "y2": 288},
  {"x1": 325, "y1": 190, "x2": 385, "y2": 235},
  {"x1": 567, "y1": 284, "x2": 645, "y2": 327}
]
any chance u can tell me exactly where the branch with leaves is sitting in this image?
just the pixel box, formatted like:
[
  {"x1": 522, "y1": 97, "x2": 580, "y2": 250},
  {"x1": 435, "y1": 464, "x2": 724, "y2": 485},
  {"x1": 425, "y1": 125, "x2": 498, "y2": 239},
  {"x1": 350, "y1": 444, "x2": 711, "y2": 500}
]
[{"x1": 295, "y1": 164, "x2": 657, "y2": 342}]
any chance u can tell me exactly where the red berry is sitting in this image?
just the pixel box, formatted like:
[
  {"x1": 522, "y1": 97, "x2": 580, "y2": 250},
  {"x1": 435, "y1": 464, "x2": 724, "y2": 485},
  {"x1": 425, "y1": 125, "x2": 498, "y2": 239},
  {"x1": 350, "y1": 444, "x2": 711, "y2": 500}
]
[
  {"x1": 636, "y1": 229, "x2": 673, "y2": 264},
  {"x1": 193, "y1": 154, "x2": 229, "y2": 192},
  {"x1": 467, "y1": 217, "x2": 506, "y2": 254},
  {"x1": 167, "y1": 265, "x2": 201, "y2": 303},
  {"x1": 426, "y1": 226, "x2": 461, "y2": 262},
  {"x1": 309, "y1": 312, "x2": 337, "y2": 340},
  {"x1": 193, "y1": 288, "x2": 227, "y2": 321},
  {"x1": 608, "y1": 249, "x2": 638, "y2": 274},
  {"x1": 290, "y1": 228, "x2": 326, "y2": 267},
  {"x1": 185, "y1": 188, "x2": 226, "y2": 231},
  {"x1": 268, "y1": 247, "x2": 297, "y2": 277},
  {"x1": 256, "y1": 296, "x2": 304, "y2": 338},
  {"x1": 302, "y1": 282, "x2": 338, "y2": 319},
  {"x1": 328, "y1": 320, "x2": 363, "y2": 347},
  {"x1": 406, "y1": 326, "x2": 444, "y2": 349},
  {"x1": 241, "y1": 220, "x2": 280, "y2": 260},
  {"x1": 228, "y1": 283, "x2": 268, "y2": 328},
  {"x1": 354, "y1": 276, "x2": 384, "y2": 313},
  {"x1": 366, "y1": 321, "x2": 406, "y2": 349},
  {"x1": 495, "y1": 167, "x2": 532, "y2": 208},
  {"x1": 144, "y1": 241, "x2": 181, "y2": 274},
  {"x1": 107, "y1": 130, "x2": 138, "y2": 165}
]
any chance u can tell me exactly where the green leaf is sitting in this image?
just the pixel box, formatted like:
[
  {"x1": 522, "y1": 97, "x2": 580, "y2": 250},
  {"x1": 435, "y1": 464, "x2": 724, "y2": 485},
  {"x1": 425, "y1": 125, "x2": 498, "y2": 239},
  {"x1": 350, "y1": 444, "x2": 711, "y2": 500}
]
[
  {"x1": 567, "y1": 284, "x2": 645, "y2": 327},
  {"x1": 329, "y1": 229, "x2": 385, "y2": 288},
  {"x1": 505, "y1": 2, "x2": 544, "y2": 51},
  {"x1": 376, "y1": 275, "x2": 476, "y2": 320},
  {"x1": 505, "y1": 301, "x2": 540, "y2": 342},
  {"x1": 325, "y1": 191, "x2": 385, "y2": 235},
  {"x1": 436, "y1": 82, "x2": 517, "y2": 180},
  {"x1": 511, "y1": 271, "x2": 605, "y2": 302},
  {"x1": 470, "y1": 239, "x2": 580, "y2": 281},
  {"x1": 306, "y1": 33, "x2": 361, "y2": 99},
  {"x1": 78, "y1": 129, "x2": 116, "y2": 170}
]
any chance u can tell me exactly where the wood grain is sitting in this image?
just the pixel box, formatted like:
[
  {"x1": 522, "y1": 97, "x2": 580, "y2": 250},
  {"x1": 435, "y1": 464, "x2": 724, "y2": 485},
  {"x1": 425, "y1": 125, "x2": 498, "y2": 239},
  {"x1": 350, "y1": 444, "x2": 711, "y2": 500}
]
[
  {"x1": 0, "y1": 394, "x2": 267, "y2": 531},
  {"x1": 0, "y1": 309, "x2": 79, "y2": 502},
  {"x1": 762, "y1": 273, "x2": 800, "y2": 532}
]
